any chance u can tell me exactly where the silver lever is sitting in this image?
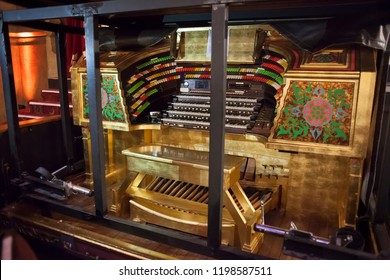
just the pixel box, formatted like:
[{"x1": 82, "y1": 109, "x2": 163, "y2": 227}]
[{"x1": 260, "y1": 200, "x2": 265, "y2": 225}]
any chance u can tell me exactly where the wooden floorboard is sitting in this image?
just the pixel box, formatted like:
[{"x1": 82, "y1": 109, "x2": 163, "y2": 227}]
[
  {"x1": 12, "y1": 172, "x2": 338, "y2": 260},
  {"x1": 2, "y1": 197, "x2": 337, "y2": 259},
  {"x1": 0, "y1": 200, "x2": 214, "y2": 260},
  {"x1": 257, "y1": 209, "x2": 339, "y2": 260}
]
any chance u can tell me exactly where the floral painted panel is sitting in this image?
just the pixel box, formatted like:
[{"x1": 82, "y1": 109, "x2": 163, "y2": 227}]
[
  {"x1": 274, "y1": 81, "x2": 355, "y2": 145},
  {"x1": 82, "y1": 73, "x2": 127, "y2": 123}
]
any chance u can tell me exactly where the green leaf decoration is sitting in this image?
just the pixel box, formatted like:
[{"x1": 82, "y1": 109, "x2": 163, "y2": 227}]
[
  {"x1": 340, "y1": 100, "x2": 351, "y2": 108},
  {"x1": 299, "y1": 120, "x2": 309, "y2": 137},
  {"x1": 334, "y1": 128, "x2": 347, "y2": 140},
  {"x1": 291, "y1": 97, "x2": 304, "y2": 105},
  {"x1": 322, "y1": 122, "x2": 347, "y2": 142},
  {"x1": 323, "y1": 132, "x2": 329, "y2": 142},
  {"x1": 277, "y1": 125, "x2": 291, "y2": 136},
  {"x1": 283, "y1": 104, "x2": 292, "y2": 115},
  {"x1": 292, "y1": 83, "x2": 303, "y2": 100},
  {"x1": 334, "y1": 88, "x2": 346, "y2": 99},
  {"x1": 292, "y1": 126, "x2": 303, "y2": 139}
]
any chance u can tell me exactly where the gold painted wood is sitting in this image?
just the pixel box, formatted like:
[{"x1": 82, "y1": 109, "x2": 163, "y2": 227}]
[
  {"x1": 287, "y1": 153, "x2": 347, "y2": 227},
  {"x1": 267, "y1": 46, "x2": 377, "y2": 228},
  {"x1": 339, "y1": 158, "x2": 364, "y2": 228},
  {"x1": 151, "y1": 127, "x2": 290, "y2": 177},
  {"x1": 224, "y1": 182, "x2": 263, "y2": 253},
  {"x1": 129, "y1": 199, "x2": 236, "y2": 246},
  {"x1": 176, "y1": 24, "x2": 290, "y2": 64},
  {"x1": 122, "y1": 145, "x2": 244, "y2": 189},
  {"x1": 127, "y1": 187, "x2": 234, "y2": 221}
]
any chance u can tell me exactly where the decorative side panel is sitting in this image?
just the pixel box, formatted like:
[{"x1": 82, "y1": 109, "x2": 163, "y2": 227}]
[
  {"x1": 268, "y1": 78, "x2": 359, "y2": 156},
  {"x1": 79, "y1": 73, "x2": 130, "y2": 131}
]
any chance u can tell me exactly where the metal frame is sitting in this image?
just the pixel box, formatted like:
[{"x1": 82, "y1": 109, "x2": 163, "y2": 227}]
[
  {"x1": 55, "y1": 28, "x2": 75, "y2": 170},
  {"x1": 1, "y1": 0, "x2": 389, "y2": 259},
  {"x1": 0, "y1": 12, "x2": 22, "y2": 176},
  {"x1": 370, "y1": 51, "x2": 390, "y2": 252},
  {"x1": 83, "y1": 14, "x2": 107, "y2": 217},
  {"x1": 208, "y1": 3, "x2": 228, "y2": 250}
]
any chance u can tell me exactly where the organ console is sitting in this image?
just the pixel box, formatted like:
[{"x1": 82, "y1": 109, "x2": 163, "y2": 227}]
[
  {"x1": 0, "y1": 0, "x2": 388, "y2": 261},
  {"x1": 69, "y1": 23, "x2": 377, "y2": 254}
]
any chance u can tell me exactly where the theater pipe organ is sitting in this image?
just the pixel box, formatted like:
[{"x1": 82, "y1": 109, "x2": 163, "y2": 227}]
[{"x1": 69, "y1": 23, "x2": 376, "y2": 253}]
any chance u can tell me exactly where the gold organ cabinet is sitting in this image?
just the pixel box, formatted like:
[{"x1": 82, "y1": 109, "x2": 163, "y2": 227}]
[{"x1": 70, "y1": 24, "x2": 376, "y2": 253}]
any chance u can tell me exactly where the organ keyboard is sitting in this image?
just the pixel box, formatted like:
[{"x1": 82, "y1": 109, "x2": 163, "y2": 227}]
[{"x1": 168, "y1": 93, "x2": 272, "y2": 135}]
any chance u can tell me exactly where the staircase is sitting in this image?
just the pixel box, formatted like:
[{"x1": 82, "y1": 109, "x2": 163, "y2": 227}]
[{"x1": 18, "y1": 80, "x2": 73, "y2": 120}]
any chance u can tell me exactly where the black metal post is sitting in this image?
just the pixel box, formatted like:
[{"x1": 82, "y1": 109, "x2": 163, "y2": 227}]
[
  {"x1": 55, "y1": 29, "x2": 75, "y2": 170},
  {"x1": 207, "y1": 4, "x2": 228, "y2": 250},
  {"x1": 84, "y1": 14, "x2": 107, "y2": 217},
  {"x1": 0, "y1": 13, "x2": 22, "y2": 176},
  {"x1": 373, "y1": 76, "x2": 390, "y2": 223}
]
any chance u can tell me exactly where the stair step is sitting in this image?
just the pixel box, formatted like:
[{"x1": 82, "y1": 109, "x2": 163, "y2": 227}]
[
  {"x1": 18, "y1": 109, "x2": 45, "y2": 119},
  {"x1": 29, "y1": 99, "x2": 73, "y2": 108},
  {"x1": 41, "y1": 89, "x2": 72, "y2": 102},
  {"x1": 18, "y1": 99, "x2": 73, "y2": 119}
]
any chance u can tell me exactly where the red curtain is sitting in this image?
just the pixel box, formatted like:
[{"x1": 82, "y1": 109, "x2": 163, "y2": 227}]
[{"x1": 65, "y1": 18, "x2": 85, "y2": 76}]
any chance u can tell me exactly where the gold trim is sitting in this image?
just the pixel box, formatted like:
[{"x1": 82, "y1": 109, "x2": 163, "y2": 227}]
[{"x1": 286, "y1": 71, "x2": 360, "y2": 79}]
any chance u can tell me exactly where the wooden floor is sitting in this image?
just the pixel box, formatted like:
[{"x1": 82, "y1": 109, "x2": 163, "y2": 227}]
[
  {"x1": 0, "y1": 170, "x2": 340, "y2": 260},
  {"x1": 0, "y1": 197, "x2": 339, "y2": 260},
  {"x1": 258, "y1": 209, "x2": 339, "y2": 259},
  {"x1": 0, "y1": 199, "x2": 214, "y2": 260}
]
